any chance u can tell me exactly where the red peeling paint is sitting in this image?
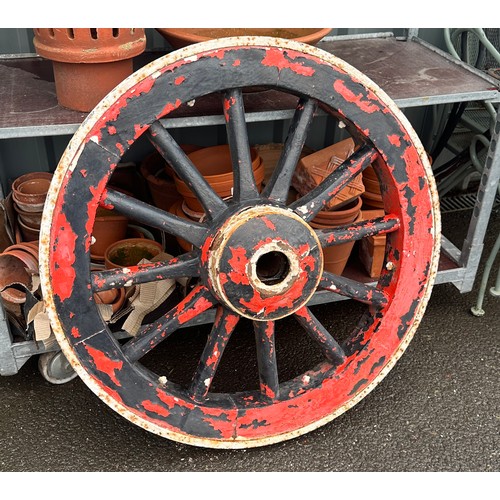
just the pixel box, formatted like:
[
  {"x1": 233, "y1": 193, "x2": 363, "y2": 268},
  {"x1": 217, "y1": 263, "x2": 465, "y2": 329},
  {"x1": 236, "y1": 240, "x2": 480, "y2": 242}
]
[
  {"x1": 116, "y1": 142, "x2": 125, "y2": 156},
  {"x1": 51, "y1": 211, "x2": 77, "y2": 302},
  {"x1": 85, "y1": 344, "x2": 123, "y2": 386},
  {"x1": 388, "y1": 134, "x2": 401, "y2": 146},
  {"x1": 134, "y1": 123, "x2": 148, "y2": 139},
  {"x1": 333, "y1": 80, "x2": 380, "y2": 114},
  {"x1": 71, "y1": 326, "x2": 81, "y2": 338},
  {"x1": 177, "y1": 292, "x2": 214, "y2": 325},
  {"x1": 261, "y1": 217, "x2": 276, "y2": 231},
  {"x1": 108, "y1": 125, "x2": 117, "y2": 135},
  {"x1": 156, "y1": 98, "x2": 182, "y2": 119},
  {"x1": 233, "y1": 59, "x2": 241, "y2": 66},
  {"x1": 142, "y1": 400, "x2": 170, "y2": 417},
  {"x1": 80, "y1": 169, "x2": 88, "y2": 178},
  {"x1": 227, "y1": 247, "x2": 250, "y2": 286},
  {"x1": 174, "y1": 76, "x2": 185, "y2": 85},
  {"x1": 262, "y1": 48, "x2": 315, "y2": 76}
]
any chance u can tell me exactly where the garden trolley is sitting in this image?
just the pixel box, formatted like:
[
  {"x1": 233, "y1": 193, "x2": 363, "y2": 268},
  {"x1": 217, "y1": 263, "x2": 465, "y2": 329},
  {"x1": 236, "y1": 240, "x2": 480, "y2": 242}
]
[{"x1": 0, "y1": 30, "x2": 499, "y2": 448}]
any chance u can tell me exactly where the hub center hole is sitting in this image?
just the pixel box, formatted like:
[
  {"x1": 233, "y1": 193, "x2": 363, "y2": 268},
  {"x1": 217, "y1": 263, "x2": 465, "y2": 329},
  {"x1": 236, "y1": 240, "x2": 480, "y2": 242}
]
[{"x1": 256, "y1": 251, "x2": 290, "y2": 286}]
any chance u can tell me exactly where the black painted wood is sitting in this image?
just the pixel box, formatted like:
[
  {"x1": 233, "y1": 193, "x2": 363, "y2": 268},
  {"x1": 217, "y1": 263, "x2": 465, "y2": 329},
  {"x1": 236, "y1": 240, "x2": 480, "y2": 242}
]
[
  {"x1": 253, "y1": 320, "x2": 280, "y2": 399},
  {"x1": 263, "y1": 97, "x2": 317, "y2": 203}
]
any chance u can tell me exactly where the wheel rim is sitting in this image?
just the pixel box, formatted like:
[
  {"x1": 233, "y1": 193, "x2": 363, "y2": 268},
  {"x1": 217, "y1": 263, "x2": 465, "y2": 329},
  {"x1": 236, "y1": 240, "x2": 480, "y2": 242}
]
[{"x1": 40, "y1": 37, "x2": 440, "y2": 448}]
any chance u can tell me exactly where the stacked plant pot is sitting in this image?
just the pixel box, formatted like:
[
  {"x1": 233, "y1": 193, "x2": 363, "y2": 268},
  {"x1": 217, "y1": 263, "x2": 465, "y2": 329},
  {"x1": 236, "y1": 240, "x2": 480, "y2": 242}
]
[
  {"x1": 358, "y1": 209, "x2": 387, "y2": 279},
  {"x1": 175, "y1": 145, "x2": 265, "y2": 212},
  {"x1": 171, "y1": 144, "x2": 265, "y2": 251},
  {"x1": 90, "y1": 207, "x2": 129, "y2": 265},
  {"x1": 0, "y1": 240, "x2": 40, "y2": 317},
  {"x1": 11, "y1": 172, "x2": 53, "y2": 242},
  {"x1": 361, "y1": 164, "x2": 384, "y2": 210},
  {"x1": 292, "y1": 138, "x2": 365, "y2": 276}
]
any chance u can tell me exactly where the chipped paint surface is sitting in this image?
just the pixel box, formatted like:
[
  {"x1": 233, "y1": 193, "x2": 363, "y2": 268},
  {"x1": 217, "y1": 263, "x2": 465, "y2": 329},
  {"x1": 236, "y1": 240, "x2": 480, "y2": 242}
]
[{"x1": 39, "y1": 37, "x2": 440, "y2": 449}]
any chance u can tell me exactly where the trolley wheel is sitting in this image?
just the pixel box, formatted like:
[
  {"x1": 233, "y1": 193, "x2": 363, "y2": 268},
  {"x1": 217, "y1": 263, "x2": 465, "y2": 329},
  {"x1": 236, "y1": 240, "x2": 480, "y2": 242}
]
[
  {"x1": 38, "y1": 351, "x2": 78, "y2": 385},
  {"x1": 39, "y1": 37, "x2": 440, "y2": 448}
]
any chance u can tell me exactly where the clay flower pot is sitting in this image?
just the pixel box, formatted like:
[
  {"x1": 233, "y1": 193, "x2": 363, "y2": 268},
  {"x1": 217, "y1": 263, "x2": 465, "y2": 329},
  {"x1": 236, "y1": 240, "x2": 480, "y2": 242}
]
[
  {"x1": 139, "y1": 151, "x2": 183, "y2": 212},
  {"x1": 104, "y1": 238, "x2": 163, "y2": 269},
  {"x1": 90, "y1": 207, "x2": 129, "y2": 262},
  {"x1": 15, "y1": 205, "x2": 43, "y2": 229},
  {"x1": 156, "y1": 28, "x2": 331, "y2": 49},
  {"x1": 168, "y1": 201, "x2": 196, "y2": 252},
  {"x1": 176, "y1": 145, "x2": 264, "y2": 212},
  {"x1": 12, "y1": 172, "x2": 53, "y2": 212},
  {"x1": 94, "y1": 287, "x2": 126, "y2": 313},
  {"x1": 0, "y1": 242, "x2": 40, "y2": 304},
  {"x1": 17, "y1": 217, "x2": 40, "y2": 242},
  {"x1": 309, "y1": 197, "x2": 363, "y2": 276},
  {"x1": 33, "y1": 28, "x2": 146, "y2": 112}
]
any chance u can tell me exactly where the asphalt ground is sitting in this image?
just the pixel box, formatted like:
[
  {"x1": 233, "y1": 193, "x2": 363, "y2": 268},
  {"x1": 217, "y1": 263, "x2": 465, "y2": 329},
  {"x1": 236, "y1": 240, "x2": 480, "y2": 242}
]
[{"x1": 0, "y1": 207, "x2": 498, "y2": 475}]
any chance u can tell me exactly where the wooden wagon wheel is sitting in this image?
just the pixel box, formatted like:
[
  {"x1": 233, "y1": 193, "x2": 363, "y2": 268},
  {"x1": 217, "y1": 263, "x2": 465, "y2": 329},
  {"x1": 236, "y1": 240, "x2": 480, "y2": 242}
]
[{"x1": 39, "y1": 37, "x2": 440, "y2": 448}]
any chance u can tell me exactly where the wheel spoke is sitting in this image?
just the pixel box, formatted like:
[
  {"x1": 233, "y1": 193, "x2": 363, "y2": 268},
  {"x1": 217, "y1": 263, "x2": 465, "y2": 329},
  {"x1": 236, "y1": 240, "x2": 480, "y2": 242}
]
[
  {"x1": 320, "y1": 272, "x2": 389, "y2": 308},
  {"x1": 316, "y1": 214, "x2": 400, "y2": 248},
  {"x1": 253, "y1": 321, "x2": 279, "y2": 399},
  {"x1": 223, "y1": 88, "x2": 259, "y2": 202},
  {"x1": 187, "y1": 307, "x2": 239, "y2": 401},
  {"x1": 91, "y1": 252, "x2": 200, "y2": 292},
  {"x1": 122, "y1": 285, "x2": 217, "y2": 362},
  {"x1": 263, "y1": 97, "x2": 317, "y2": 203},
  {"x1": 148, "y1": 121, "x2": 227, "y2": 218},
  {"x1": 102, "y1": 188, "x2": 208, "y2": 247},
  {"x1": 290, "y1": 144, "x2": 378, "y2": 222},
  {"x1": 294, "y1": 307, "x2": 346, "y2": 365}
]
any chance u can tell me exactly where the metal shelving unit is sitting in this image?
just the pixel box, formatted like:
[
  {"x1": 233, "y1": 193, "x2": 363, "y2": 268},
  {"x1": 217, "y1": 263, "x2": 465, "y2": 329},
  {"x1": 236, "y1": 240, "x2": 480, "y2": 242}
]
[{"x1": 1, "y1": 31, "x2": 499, "y2": 377}]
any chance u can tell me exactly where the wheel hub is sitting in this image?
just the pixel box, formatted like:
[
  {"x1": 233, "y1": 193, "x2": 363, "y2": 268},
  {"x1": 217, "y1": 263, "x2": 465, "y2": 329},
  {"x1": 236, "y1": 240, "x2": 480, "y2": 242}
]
[{"x1": 204, "y1": 205, "x2": 323, "y2": 320}]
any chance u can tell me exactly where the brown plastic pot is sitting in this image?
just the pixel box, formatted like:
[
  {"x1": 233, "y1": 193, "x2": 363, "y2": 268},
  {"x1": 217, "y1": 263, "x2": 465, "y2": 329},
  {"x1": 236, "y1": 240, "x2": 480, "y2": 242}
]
[
  {"x1": 104, "y1": 238, "x2": 163, "y2": 269},
  {"x1": 90, "y1": 207, "x2": 129, "y2": 262},
  {"x1": 156, "y1": 28, "x2": 331, "y2": 49},
  {"x1": 33, "y1": 28, "x2": 146, "y2": 112}
]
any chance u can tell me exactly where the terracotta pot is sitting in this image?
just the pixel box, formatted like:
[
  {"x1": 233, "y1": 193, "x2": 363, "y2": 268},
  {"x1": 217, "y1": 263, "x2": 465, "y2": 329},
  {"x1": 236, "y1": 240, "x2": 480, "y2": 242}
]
[
  {"x1": 15, "y1": 205, "x2": 43, "y2": 229},
  {"x1": 311, "y1": 209, "x2": 363, "y2": 276},
  {"x1": 361, "y1": 190, "x2": 384, "y2": 210},
  {"x1": 94, "y1": 287, "x2": 126, "y2": 313},
  {"x1": 127, "y1": 224, "x2": 155, "y2": 241},
  {"x1": 177, "y1": 145, "x2": 264, "y2": 212},
  {"x1": 308, "y1": 197, "x2": 362, "y2": 276},
  {"x1": 358, "y1": 209, "x2": 387, "y2": 279},
  {"x1": 293, "y1": 138, "x2": 365, "y2": 210},
  {"x1": 0, "y1": 253, "x2": 33, "y2": 304},
  {"x1": 4, "y1": 242, "x2": 40, "y2": 264},
  {"x1": 310, "y1": 196, "x2": 363, "y2": 226},
  {"x1": 156, "y1": 28, "x2": 331, "y2": 49},
  {"x1": 17, "y1": 217, "x2": 40, "y2": 242},
  {"x1": 12, "y1": 172, "x2": 53, "y2": 210},
  {"x1": 362, "y1": 176, "x2": 382, "y2": 195},
  {"x1": 90, "y1": 207, "x2": 129, "y2": 261},
  {"x1": 104, "y1": 238, "x2": 163, "y2": 269},
  {"x1": 140, "y1": 152, "x2": 183, "y2": 212},
  {"x1": 33, "y1": 28, "x2": 146, "y2": 112},
  {"x1": 169, "y1": 201, "x2": 194, "y2": 252}
]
